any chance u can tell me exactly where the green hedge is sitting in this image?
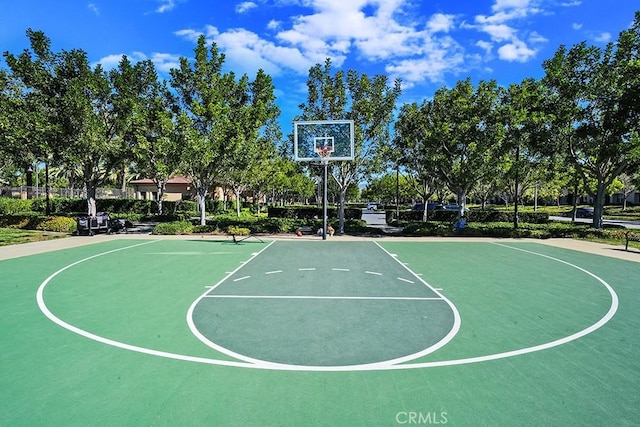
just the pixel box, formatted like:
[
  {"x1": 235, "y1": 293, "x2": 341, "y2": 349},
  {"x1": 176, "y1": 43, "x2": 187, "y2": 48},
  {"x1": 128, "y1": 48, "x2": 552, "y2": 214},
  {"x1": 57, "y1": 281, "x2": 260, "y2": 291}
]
[
  {"x1": 401, "y1": 220, "x2": 624, "y2": 239},
  {"x1": 268, "y1": 206, "x2": 362, "y2": 220},
  {"x1": 151, "y1": 221, "x2": 194, "y2": 235},
  {"x1": 152, "y1": 217, "x2": 376, "y2": 235},
  {"x1": 388, "y1": 209, "x2": 549, "y2": 224},
  {"x1": 0, "y1": 215, "x2": 77, "y2": 233},
  {"x1": 34, "y1": 216, "x2": 78, "y2": 233},
  {"x1": 0, "y1": 198, "x2": 33, "y2": 215}
]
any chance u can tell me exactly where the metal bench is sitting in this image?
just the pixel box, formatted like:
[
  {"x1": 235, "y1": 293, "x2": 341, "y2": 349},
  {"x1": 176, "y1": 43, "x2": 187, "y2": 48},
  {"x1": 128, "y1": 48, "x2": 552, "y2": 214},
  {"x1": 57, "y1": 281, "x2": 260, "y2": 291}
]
[
  {"x1": 298, "y1": 226, "x2": 314, "y2": 235},
  {"x1": 625, "y1": 231, "x2": 640, "y2": 251}
]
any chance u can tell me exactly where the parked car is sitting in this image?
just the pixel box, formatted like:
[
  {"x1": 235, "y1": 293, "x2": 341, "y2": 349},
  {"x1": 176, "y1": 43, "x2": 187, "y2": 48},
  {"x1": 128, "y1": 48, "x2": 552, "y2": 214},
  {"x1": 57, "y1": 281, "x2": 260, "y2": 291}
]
[
  {"x1": 411, "y1": 202, "x2": 442, "y2": 211},
  {"x1": 442, "y1": 204, "x2": 460, "y2": 211},
  {"x1": 565, "y1": 207, "x2": 594, "y2": 218},
  {"x1": 366, "y1": 202, "x2": 380, "y2": 210}
]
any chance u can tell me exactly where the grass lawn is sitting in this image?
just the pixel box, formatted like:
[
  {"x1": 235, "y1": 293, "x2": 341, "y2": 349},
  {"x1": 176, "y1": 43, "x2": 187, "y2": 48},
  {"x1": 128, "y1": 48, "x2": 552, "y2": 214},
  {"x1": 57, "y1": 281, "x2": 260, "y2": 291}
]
[{"x1": 0, "y1": 228, "x2": 70, "y2": 247}]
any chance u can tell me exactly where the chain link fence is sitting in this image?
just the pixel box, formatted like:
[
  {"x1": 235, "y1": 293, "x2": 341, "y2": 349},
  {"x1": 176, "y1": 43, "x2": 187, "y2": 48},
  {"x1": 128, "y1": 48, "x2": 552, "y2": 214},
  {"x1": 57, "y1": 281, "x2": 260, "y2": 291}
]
[{"x1": 0, "y1": 186, "x2": 135, "y2": 199}]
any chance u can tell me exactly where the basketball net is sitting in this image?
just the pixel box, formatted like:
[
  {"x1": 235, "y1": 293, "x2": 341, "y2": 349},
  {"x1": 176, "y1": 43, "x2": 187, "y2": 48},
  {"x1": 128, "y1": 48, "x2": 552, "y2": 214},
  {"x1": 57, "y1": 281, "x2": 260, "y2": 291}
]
[{"x1": 315, "y1": 146, "x2": 332, "y2": 164}]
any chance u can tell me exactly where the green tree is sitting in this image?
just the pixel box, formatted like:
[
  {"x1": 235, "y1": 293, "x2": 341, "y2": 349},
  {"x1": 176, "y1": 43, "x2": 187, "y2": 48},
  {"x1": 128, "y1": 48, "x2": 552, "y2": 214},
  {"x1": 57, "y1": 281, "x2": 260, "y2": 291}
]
[
  {"x1": 297, "y1": 59, "x2": 401, "y2": 233},
  {"x1": 362, "y1": 173, "x2": 413, "y2": 205},
  {"x1": 266, "y1": 158, "x2": 315, "y2": 205},
  {"x1": 0, "y1": 70, "x2": 31, "y2": 185},
  {"x1": 5, "y1": 30, "x2": 128, "y2": 216},
  {"x1": 543, "y1": 12, "x2": 640, "y2": 228},
  {"x1": 222, "y1": 70, "x2": 280, "y2": 216},
  {"x1": 430, "y1": 78, "x2": 507, "y2": 218},
  {"x1": 171, "y1": 36, "x2": 279, "y2": 224},
  {"x1": 119, "y1": 58, "x2": 182, "y2": 215},
  {"x1": 2, "y1": 30, "x2": 62, "y2": 207},
  {"x1": 616, "y1": 173, "x2": 637, "y2": 210},
  {"x1": 502, "y1": 78, "x2": 557, "y2": 225},
  {"x1": 393, "y1": 101, "x2": 444, "y2": 221}
]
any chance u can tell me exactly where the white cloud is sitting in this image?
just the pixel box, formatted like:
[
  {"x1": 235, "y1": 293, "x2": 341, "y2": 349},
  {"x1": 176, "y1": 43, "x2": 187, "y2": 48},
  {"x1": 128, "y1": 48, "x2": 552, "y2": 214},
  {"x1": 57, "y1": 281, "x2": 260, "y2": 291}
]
[
  {"x1": 594, "y1": 32, "x2": 611, "y2": 43},
  {"x1": 171, "y1": 0, "x2": 556, "y2": 87},
  {"x1": 156, "y1": 0, "x2": 175, "y2": 13},
  {"x1": 87, "y1": 3, "x2": 99, "y2": 15},
  {"x1": 479, "y1": 24, "x2": 516, "y2": 42},
  {"x1": 215, "y1": 28, "x2": 312, "y2": 75},
  {"x1": 386, "y1": 49, "x2": 465, "y2": 88},
  {"x1": 95, "y1": 52, "x2": 180, "y2": 74},
  {"x1": 471, "y1": 0, "x2": 545, "y2": 64},
  {"x1": 267, "y1": 20, "x2": 281, "y2": 30},
  {"x1": 497, "y1": 38, "x2": 536, "y2": 62},
  {"x1": 476, "y1": 40, "x2": 494, "y2": 55},
  {"x1": 560, "y1": 1, "x2": 581, "y2": 6},
  {"x1": 174, "y1": 29, "x2": 203, "y2": 42},
  {"x1": 492, "y1": 0, "x2": 531, "y2": 11},
  {"x1": 528, "y1": 31, "x2": 547, "y2": 44},
  {"x1": 236, "y1": 2, "x2": 258, "y2": 14},
  {"x1": 572, "y1": 22, "x2": 583, "y2": 30},
  {"x1": 426, "y1": 13, "x2": 456, "y2": 33},
  {"x1": 148, "y1": 53, "x2": 182, "y2": 72}
]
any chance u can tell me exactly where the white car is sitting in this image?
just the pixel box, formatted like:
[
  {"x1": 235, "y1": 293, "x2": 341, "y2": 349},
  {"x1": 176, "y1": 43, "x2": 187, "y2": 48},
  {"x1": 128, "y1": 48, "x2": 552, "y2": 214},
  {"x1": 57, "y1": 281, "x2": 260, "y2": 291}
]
[{"x1": 366, "y1": 202, "x2": 378, "y2": 210}]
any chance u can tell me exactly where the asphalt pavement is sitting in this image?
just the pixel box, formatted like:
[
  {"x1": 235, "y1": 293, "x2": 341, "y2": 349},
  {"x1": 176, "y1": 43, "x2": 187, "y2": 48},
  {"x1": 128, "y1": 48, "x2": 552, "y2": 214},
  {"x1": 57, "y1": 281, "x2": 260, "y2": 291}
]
[{"x1": 549, "y1": 216, "x2": 640, "y2": 229}]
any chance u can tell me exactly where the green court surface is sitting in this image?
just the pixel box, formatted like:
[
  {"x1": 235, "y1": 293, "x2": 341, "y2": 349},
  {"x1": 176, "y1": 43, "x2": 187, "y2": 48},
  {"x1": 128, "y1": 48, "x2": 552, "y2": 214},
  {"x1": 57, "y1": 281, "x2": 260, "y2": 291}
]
[{"x1": 1, "y1": 238, "x2": 639, "y2": 425}]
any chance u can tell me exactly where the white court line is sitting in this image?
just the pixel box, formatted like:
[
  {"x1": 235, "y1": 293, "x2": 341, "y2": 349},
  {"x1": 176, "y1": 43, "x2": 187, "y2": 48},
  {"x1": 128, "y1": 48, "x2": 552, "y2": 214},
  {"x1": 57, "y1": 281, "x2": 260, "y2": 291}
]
[
  {"x1": 298, "y1": 268, "x2": 316, "y2": 271},
  {"x1": 397, "y1": 278, "x2": 414, "y2": 284},
  {"x1": 265, "y1": 270, "x2": 282, "y2": 275},
  {"x1": 36, "y1": 239, "x2": 620, "y2": 372},
  {"x1": 204, "y1": 295, "x2": 442, "y2": 301},
  {"x1": 332, "y1": 268, "x2": 350, "y2": 272},
  {"x1": 365, "y1": 271, "x2": 383, "y2": 276},
  {"x1": 373, "y1": 241, "x2": 462, "y2": 365},
  {"x1": 233, "y1": 276, "x2": 250, "y2": 282}
]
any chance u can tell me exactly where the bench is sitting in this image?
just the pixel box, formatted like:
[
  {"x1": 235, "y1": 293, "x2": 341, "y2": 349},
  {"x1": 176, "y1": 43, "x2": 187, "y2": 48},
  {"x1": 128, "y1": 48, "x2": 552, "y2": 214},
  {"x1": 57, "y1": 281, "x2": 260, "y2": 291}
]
[
  {"x1": 228, "y1": 226, "x2": 264, "y2": 244},
  {"x1": 625, "y1": 231, "x2": 640, "y2": 251},
  {"x1": 231, "y1": 233, "x2": 264, "y2": 244},
  {"x1": 298, "y1": 226, "x2": 314, "y2": 235}
]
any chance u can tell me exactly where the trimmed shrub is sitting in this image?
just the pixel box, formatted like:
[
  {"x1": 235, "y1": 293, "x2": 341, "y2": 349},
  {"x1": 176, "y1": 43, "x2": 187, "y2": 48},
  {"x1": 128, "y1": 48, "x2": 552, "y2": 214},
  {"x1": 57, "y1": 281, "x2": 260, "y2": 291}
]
[
  {"x1": 151, "y1": 221, "x2": 194, "y2": 235},
  {"x1": 389, "y1": 209, "x2": 549, "y2": 224},
  {"x1": 191, "y1": 224, "x2": 217, "y2": 233},
  {"x1": 34, "y1": 216, "x2": 77, "y2": 233},
  {"x1": 0, "y1": 215, "x2": 34, "y2": 229},
  {"x1": 0, "y1": 197, "x2": 34, "y2": 215},
  {"x1": 268, "y1": 206, "x2": 362, "y2": 220},
  {"x1": 228, "y1": 226, "x2": 250, "y2": 236}
]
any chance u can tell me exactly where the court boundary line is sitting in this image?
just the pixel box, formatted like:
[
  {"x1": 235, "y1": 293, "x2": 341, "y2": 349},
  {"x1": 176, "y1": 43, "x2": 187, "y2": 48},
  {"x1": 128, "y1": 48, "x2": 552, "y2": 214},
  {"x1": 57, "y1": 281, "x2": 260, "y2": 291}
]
[
  {"x1": 187, "y1": 241, "x2": 461, "y2": 370},
  {"x1": 34, "y1": 240, "x2": 619, "y2": 372},
  {"x1": 204, "y1": 295, "x2": 443, "y2": 301}
]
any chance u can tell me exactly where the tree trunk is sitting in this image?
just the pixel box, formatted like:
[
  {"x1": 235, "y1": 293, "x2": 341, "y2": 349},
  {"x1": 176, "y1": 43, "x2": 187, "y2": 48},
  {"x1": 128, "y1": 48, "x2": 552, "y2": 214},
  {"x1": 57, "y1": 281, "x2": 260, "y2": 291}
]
[
  {"x1": 593, "y1": 180, "x2": 606, "y2": 230},
  {"x1": 236, "y1": 189, "x2": 241, "y2": 217},
  {"x1": 86, "y1": 183, "x2": 97, "y2": 216},
  {"x1": 155, "y1": 181, "x2": 166, "y2": 216},
  {"x1": 338, "y1": 189, "x2": 346, "y2": 234},
  {"x1": 197, "y1": 187, "x2": 208, "y2": 225},
  {"x1": 457, "y1": 191, "x2": 466, "y2": 220}
]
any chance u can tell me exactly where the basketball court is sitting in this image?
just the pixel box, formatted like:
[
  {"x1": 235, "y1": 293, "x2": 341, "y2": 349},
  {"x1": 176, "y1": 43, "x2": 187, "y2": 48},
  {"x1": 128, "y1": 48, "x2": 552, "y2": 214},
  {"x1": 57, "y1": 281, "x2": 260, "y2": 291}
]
[{"x1": 1, "y1": 235, "x2": 638, "y2": 425}]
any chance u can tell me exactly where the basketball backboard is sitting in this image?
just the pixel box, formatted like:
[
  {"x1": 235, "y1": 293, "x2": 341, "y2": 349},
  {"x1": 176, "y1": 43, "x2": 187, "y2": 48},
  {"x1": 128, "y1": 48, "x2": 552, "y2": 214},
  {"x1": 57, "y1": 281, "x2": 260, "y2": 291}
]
[{"x1": 293, "y1": 120, "x2": 355, "y2": 162}]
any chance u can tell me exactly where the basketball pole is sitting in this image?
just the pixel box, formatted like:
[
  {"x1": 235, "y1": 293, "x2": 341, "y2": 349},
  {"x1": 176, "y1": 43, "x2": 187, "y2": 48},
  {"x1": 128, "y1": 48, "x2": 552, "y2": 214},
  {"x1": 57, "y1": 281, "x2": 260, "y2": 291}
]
[{"x1": 322, "y1": 159, "x2": 328, "y2": 241}]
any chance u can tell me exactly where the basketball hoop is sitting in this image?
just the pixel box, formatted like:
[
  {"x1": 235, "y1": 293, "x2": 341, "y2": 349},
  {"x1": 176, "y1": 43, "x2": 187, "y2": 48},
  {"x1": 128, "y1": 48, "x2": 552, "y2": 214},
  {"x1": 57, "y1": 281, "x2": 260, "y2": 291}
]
[{"x1": 315, "y1": 146, "x2": 332, "y2": 164}]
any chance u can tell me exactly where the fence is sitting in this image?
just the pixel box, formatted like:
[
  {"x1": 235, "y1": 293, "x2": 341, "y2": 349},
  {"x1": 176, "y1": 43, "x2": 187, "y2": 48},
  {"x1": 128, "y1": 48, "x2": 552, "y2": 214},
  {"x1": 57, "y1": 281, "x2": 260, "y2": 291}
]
[{"x1": 0, "y1": 186, "x2": 135, "y2": 200}]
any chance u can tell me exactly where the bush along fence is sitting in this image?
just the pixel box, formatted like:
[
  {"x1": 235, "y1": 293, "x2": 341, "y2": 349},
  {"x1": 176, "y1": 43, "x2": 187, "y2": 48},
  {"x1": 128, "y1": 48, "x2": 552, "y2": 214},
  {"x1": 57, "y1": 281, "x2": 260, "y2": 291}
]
[{"x1": 386, "y1": 209, "x2": 550, "y2": 224}]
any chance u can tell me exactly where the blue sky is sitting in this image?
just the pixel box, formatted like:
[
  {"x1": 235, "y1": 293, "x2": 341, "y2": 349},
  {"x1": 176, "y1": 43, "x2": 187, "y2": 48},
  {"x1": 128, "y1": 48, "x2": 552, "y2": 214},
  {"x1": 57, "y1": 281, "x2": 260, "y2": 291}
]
[{"x1": 2, "y1": 1, "x2": 638, "y2": 129}]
